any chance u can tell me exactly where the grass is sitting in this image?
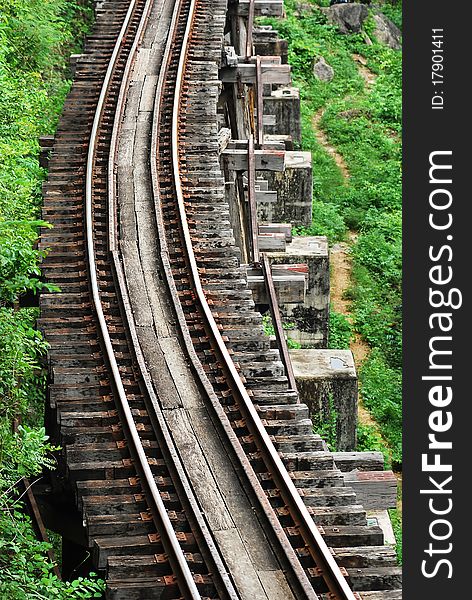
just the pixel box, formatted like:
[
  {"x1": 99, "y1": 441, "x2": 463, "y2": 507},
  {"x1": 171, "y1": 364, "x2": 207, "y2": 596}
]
[
  {"x1": 264, "y1": 0, "x2": 403, "y2": 565},
  {"x1": 327, "y1": 307, "x2": 353, "y2": 349},
  {"x1": 389, "y1": 474, "x2": 403, "y2": 564},
  {"x1": 261, "y1": 0, "x2": 403, "y2": 467}
]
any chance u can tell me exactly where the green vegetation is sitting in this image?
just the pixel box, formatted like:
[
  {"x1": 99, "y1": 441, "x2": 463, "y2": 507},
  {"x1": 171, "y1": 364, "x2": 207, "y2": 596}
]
[
  {"x1": 0, "y1": 1, "x2": 104, "y2": 595},
  {"x1": 293, "y1": 198, "x2": 346, "y2": 243},
  {"x1": 356, "y1": 422, "x2": 391, "y2": 469},
  {"x1": 312, "y1": 394, "x2": 338, "y2": 452},
  {"x1": 378, "y1": 2, "x2": 402, "y2": 29},
  {"x1": 0, "y1": 221, "x2": 60, "y2": 303},
  {"x1": 261, "y1": 0, "x2": 402, "y2": 466},
  {"x1": 0, "y1": 421, "x2": 103, "y2": 597},
  {"x1": 262, "y1": 314, "x2": 302, "y2": 349},
  {"x1": 389, "y1": 507, "x2": 403, "y2": 564},
  {"x1": 327, "y1": 308, "x2": 353, "y2": 349},
  {"x1": 389, "y1": 474, "x2": 403, "y2": 564},
  {"x1": 359, "y1": 349, "x2": 401, "y2": 464},
  {"x1": 0, "y1": 307, "x2": 48, "y2": 422}
]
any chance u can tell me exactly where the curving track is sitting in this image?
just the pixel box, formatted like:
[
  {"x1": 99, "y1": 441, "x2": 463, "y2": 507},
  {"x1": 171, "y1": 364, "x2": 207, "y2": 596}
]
[
  {"x1": 40, "y1": 0, "x2": 402, "y2": 598},
  {"x1": 151, "y1": 0, "x2": 355, "y2": 597}
]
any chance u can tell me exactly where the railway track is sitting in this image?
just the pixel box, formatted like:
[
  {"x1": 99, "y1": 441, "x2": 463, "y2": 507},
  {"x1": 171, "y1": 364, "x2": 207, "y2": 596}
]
[
  {"x1": 152, "y1": 0, "x2": 357, "y2": 597},
  {"x1": 39, "y1": 0, "x2": 402, "y2": 598},
  {"x1": 41, "y1": 1, "x2": 235, "y2": 597}
]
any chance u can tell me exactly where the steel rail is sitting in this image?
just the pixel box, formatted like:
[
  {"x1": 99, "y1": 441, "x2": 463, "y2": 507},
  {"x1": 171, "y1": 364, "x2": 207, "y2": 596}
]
[
  {"x1": 245, "y1": 0, "x2": 255, "y2": 58},
  {"x1": 149, "y1": 1, "x2": 318, "y2": 597},
  {"x1": 255, "y1": 55, "x2": 264, "y2": 147},
  {"x1": 84, "y1": 1, "x2": 201, "y2": 598},
  {"x1": 170, "y1": 2, "x2": 357, "y2": 599},
  {"x1": 261, "y1": 253, "x2": 298, "y2": 393},
  {"x1": 152, "y1": 1, "x2": 315, "y2": 597},
  {"x1": 247, "y1": 134, "x2": 260, "y2": 264},
  {"x1": 106, "y1": 1, "x2": 240, "y2": 597},
  {"x1": 108, "y1": 0, "x2": 153, "y2": 253}
]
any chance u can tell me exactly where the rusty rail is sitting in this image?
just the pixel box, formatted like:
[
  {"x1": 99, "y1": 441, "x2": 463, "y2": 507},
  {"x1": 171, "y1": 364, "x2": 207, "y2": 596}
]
[
  {"x1": 106, "y1": 0, "x2": 239, "y2": 597},
  {"x1": 168, "y1": 2, "x2": 357, "y2": 598},
  {"x1": 261, "y1": 253, "x2": 298, "y2": 393}
]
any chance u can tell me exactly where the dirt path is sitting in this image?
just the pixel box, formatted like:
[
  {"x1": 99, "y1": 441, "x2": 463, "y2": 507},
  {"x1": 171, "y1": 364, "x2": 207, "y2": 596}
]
[
  {"x1": 352, "y1": 53, "x2": 377, "y2": 88},
  {"x1": 311, "y1": 56, "x2": 380, "y2": 430},
  {"x1": 312, "y1": 109, "x2": 350, "y2": 179},
  {"x1": 329, "y1": 233, "x2": 375, "y2": 429}
]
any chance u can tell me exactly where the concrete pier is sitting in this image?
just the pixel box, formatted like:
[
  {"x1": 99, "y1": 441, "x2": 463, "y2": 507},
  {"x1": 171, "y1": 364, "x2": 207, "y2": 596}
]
[
  {"x1": 258, "y1": 151, "x2": 312, "y2": 226},
  {"x1": 269, "y1": 236, "x2": 329, "y2": 348},
  {"x1": 289, "y1": 348, "x2": 358, "y2": 451},
  {"x1": 264, "y1": 86, "x2": 301, "y2": 144}
]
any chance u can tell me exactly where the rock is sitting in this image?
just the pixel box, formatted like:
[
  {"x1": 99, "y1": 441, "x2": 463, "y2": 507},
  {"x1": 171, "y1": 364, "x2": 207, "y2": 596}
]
[
  {"x1": 294, "y1": 3, "x2": 318, "y2": 17},
  {"x1": 338, "y1": 108, "x2": 366, "y2": 120},
  {"x1": 313, "y1": 56, "x2": 334, "y2": 82},
  {"x1": 372, "y1": 12, "x2": 402, "y2": 49},
  {"x1": 326, "y1": 3, "x2": 369, "y2": 34}
]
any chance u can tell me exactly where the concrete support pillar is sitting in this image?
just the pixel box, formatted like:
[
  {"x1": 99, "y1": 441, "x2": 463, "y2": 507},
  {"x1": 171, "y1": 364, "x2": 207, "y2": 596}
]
[
  {"x1": 254, "y1": 26, "x2": 288, "y2": 63},
  {"x1": 258, "y1": 151, "x2": 312, "y2": 225},
  {"x1": 289, "y1": 349, "x2": 358, "y2": 451},
  {"x1": 268, "y1": 236, "x2": 329, "y2": 347},
  {"x1": 264, "y1": 86, "x2": 301, "y2": 145}
]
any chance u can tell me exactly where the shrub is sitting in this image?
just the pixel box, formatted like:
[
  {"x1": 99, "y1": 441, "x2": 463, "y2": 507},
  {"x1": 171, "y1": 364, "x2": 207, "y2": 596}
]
[
  {"x1": 0, "y1": 508, "x2": 104, "y2": 599},
  {"x1": 0, "y1": 422, "x2": 104, "y2": 598},
  {"x1": 356, "y1": 422, "x2": 391, "y2": 468},
  {"x1": 0, "y1": 307, "x2": 48, "y2": 421},
  {"x1": 378, "y1": 1, "x2": 403, "y2": 29},
  {"x1": 293, "y1": 201, "x2": 346, "y2": 242},
  {"x1": 0, "y1": 221, "x2": 60, "y2": 304},
  {"x1": 352, "y1": 262, "x2": 402, "y2": 369},
  {"x1": 328, "y1": 308, "x2": 352, "y2": 349},
  {"x1": 360, "y1": 349, "x2": 402, "y2": 465},
  {"x1": 0, "y1": 2, "x2": 102, "y2": 595},
  {"x1": 354, "y1": 228, "x2": 401, "y2": 290}
]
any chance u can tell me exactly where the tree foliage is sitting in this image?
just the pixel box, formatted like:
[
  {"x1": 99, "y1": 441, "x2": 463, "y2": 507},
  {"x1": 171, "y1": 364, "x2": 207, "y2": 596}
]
[{"x1": 0, "y1": 1, "x2": 104, "y2": 595}]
